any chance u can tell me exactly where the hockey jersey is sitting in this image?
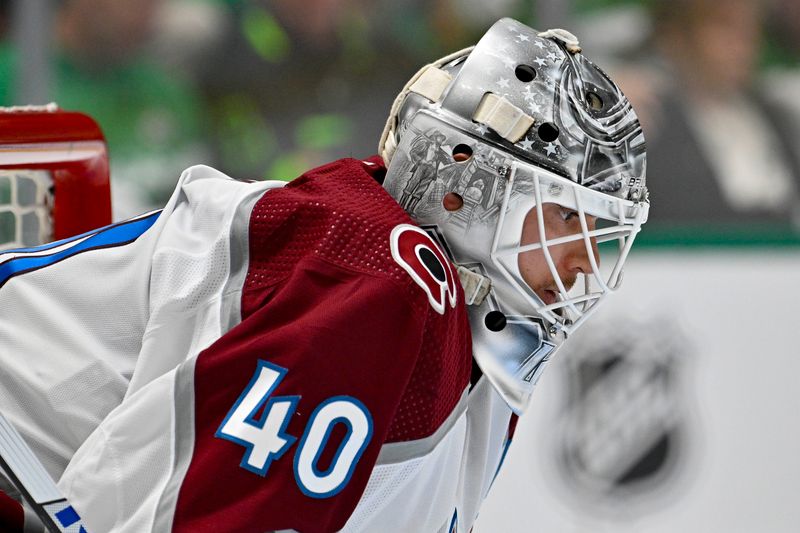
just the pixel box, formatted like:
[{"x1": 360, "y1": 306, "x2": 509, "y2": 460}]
[{"x1": 0, "y1": 158, "x2": 515, "y2": 532}]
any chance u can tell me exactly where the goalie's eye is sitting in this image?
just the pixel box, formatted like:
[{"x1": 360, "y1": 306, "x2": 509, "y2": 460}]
[{"x1": 559, "y1": 207, "x2": 579, "y2": 222}]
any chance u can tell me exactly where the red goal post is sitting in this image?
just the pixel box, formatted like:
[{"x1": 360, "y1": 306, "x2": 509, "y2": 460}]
[{"x1": 0, "y1": 104, "x2": 111, "y2": 250}]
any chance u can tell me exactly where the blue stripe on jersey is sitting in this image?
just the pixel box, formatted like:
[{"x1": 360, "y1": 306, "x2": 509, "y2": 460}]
[
  {"x1": 55, "y1": 505, "x2": 81, "y2": 527},
  {"x1": 448, "y1": 509, "x2": 458, "y2": 533},
  {"x1": 1, "y1": 209, "x2": 159, "y2": 255},
  {"x1": 489, "y1": 437, "x2": 513, "y2": 488},
  {"x1": 0, "y1": 211, "x2": 160, "y2": 287}
]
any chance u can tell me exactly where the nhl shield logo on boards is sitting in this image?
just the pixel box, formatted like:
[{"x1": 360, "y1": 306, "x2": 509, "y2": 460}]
[
  {"x1": 390, "y1": 224, "x2": 458, "y2": 314},
  {"x1": 549, "y1": 311, "x2": 694, "y2": 512}
]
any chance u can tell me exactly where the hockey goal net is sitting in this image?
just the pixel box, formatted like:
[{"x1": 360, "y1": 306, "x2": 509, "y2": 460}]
[{"x1": 0, "y1": 104, "x2": 111, "y2": 251}]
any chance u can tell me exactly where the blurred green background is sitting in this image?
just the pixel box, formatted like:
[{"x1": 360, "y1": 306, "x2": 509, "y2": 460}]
[{"x1": 1, "y1": 0, "x2": 799, "y2": 245}]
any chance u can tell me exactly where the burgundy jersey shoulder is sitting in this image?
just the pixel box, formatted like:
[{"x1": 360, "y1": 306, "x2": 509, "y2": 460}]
[
  {"x1": 243, "y1": 156, "x2": 473, "y2": 442},
  {"x1": 242, "y1": 157, "x2": 422, "y2": 315},
  {"x1": 173, "y1": 158, "x2": 472, "y2": 532}
]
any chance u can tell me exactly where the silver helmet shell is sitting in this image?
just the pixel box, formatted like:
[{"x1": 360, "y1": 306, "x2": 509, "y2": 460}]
[{"x1": 380, "y1": 18, "x2": 649, "y2": 414}]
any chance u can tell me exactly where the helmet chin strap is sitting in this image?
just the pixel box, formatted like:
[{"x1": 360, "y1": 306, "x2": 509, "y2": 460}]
[
  {"x1": 456, "y1": 265, "x2": 492, "y2": 306},
  {"x1": 379, "y1": 46, "x2": 474, "y2": 165}
]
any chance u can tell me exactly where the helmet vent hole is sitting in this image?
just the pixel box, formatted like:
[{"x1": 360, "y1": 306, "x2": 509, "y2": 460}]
[
  {"x1": 538, "y1": 123, "x2": 559, "y2": 142},
  {"x1": 485, "y1": 311, "x2": 507, "y2": 332},
  {"x1": 452, "y1": 144, "x2": 473, "y2": 162},
  {"x1": 514, "y1": 65, "x2": 537, "y2": 83},
  {"x1": 586, "y1": 91, "x2": 604, "y2": 111},
  {"x1": 442, "y1": 192, "x2": 464, "y2": 211}
]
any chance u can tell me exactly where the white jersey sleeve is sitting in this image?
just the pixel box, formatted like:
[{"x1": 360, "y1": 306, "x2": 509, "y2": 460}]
[
  {"x1": 0, "y1": 165, "x2": 281, "y2": 482},
  {"x1": 342, "y1": 377, "x2": 514, "y2": 533}
]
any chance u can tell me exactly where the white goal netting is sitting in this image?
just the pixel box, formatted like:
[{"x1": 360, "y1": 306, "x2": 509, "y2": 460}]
[{"x1": 0, "y1": 169, "x2": 54, "y2": 251}]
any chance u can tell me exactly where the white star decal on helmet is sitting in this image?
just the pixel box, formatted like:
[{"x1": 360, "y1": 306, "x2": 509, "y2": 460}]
[
  {"x1": 522, "y1": 85, "x2": 534, "y2": 100},
  {"x1": 518, "y1": 137, "x2": 535, "y2": 150}
]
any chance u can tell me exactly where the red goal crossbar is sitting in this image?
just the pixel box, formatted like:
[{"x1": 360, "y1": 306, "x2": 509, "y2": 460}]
[{"x1": 0, "y1": 105, "x2": 111, "y2": 248}]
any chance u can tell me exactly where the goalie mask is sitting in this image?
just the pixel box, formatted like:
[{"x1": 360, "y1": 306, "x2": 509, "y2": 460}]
[{"x1": 379, "y1": 18, "x2": 649, "y2": 414}]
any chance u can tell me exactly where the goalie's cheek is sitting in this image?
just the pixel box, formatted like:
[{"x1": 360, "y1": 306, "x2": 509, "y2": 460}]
[
  {"x1": 517, "y1": 204, "x2": 562, "y2": 293},
  {"x1": 517, "y1": 204, "x2": 599, "y2": 300},
  {"x1": 518, "y1": 248, "x2": 550, "y2": 292}
]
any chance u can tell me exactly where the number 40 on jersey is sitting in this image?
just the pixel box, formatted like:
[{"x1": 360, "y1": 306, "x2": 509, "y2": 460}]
[{"x1": 216, "y1": 360, "x2": 373, "y2": 498}]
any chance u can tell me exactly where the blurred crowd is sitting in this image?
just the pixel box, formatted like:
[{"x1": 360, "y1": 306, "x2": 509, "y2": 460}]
[
  {"x1": 584, "y1": 0, "x2": 800, "y2": 238},
  {"x1": 1, "y1": 0, "x2": 799, "y2": 239}
]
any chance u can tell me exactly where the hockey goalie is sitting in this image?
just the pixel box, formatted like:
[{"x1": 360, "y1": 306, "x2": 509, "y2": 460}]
[{"x1": 0, "y1": 18, "x2": 649, "y2": 533}]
